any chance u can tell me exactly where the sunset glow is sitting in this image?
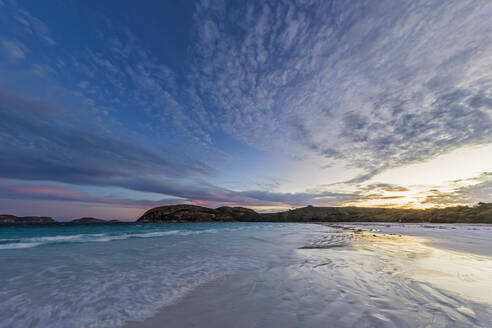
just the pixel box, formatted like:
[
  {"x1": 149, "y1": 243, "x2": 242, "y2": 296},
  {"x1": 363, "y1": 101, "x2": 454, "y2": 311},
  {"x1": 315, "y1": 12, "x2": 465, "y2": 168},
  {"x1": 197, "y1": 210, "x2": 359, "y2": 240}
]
[{"x1": 0, "y1": 0, "x2": 491, "y2": 219}]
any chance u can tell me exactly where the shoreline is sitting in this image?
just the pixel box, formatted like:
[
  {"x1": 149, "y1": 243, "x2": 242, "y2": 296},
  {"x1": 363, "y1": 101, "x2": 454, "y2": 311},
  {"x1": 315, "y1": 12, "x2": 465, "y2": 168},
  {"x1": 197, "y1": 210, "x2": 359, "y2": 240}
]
[
  {"x1": 3, "y1": 202, "x2": 492, "y2": 225},
  {"x1": 320, "y1": 222, "x2": 492, "y2": 257},
  {"x1": 125, "y1": 223, "x2": 492, "y2": 328}
]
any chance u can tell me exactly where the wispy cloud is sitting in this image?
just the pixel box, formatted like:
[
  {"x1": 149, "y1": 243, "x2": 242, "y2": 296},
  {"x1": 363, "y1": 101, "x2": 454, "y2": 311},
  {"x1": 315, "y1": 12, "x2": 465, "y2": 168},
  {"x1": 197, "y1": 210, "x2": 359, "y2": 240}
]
[
  {"x1": 189, "y1": 0, "x2": 492, "y2": 181},
  {"x1": 0, "y1": 86, "x2": 214, "y2": 190},
  {"x1": 422, "y1": 172, "x2": 492, "y2": 206},
  {"x1": 0, "y1": 84, "x2": 358, "y2": 209},
  {"x1": 0, "y1": 182, "x2": 180, "y2": 209},
  {"x1": 2, "y1": 39, "x2": 26, "y2": 59},
  {"x1": 77, "y1": 80, "x2": 89, "y2": 89},
  {"x1": 0, "y1": 0, "x2": 491, "y2": 216},
  {"x1": 9, "y1": 1, "x2": 55, "y2": 45}
]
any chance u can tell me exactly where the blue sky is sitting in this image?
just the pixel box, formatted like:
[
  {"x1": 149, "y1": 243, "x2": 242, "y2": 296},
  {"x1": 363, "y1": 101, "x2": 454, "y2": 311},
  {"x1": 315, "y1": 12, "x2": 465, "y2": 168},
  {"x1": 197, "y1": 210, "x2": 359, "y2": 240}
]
[{"x1": 0, "y1": 0, "x2": 491, "y2": 220}]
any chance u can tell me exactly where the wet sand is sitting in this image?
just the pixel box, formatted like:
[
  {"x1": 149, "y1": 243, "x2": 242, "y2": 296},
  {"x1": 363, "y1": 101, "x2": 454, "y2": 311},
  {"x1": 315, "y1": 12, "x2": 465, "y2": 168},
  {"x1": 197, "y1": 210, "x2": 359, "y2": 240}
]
[{"x1": 126, "y1": 223, "x2": 492, "y2": 328}]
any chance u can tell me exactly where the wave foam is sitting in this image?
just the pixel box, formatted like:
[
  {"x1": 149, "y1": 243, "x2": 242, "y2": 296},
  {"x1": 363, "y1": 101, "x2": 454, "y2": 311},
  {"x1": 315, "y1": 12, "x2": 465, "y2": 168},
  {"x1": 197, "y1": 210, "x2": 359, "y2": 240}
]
[{"x1": 0, "y1": 228, "x2": 221, "y2": 249}]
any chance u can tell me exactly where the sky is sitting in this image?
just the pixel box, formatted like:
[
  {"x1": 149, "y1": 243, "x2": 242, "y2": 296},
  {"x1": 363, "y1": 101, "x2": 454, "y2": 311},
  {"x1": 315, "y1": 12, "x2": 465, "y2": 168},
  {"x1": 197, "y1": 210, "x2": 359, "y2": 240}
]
[{"x1": 0, "y1": 0, "x2": 491, "y2": 220}]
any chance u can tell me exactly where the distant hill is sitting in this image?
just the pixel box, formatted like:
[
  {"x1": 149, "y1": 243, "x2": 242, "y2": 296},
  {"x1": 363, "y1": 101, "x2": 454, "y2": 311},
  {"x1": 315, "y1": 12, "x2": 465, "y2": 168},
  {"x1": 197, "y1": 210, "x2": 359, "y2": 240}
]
[
  {"x1": 70, "y1": 217, "x2": 120, "y2": 224},
  {"x1": 137, "y1": 205, "x2": 260, "y2": 223},
  {"x1": 0, "y1": 215, "x2": 120, "y2": 225},
  {"x1": 1, "y1": 203, "x2": 490, "y2": 224},
  {"x1": 0, "y1": 214, "x2": 55, "y2": 224},
  {"x1": 137, "y1": 202, "x2": 492, "y2": 224},
  {"x1": 261, "y1": 203, "x2": 492, "y2": 223}
]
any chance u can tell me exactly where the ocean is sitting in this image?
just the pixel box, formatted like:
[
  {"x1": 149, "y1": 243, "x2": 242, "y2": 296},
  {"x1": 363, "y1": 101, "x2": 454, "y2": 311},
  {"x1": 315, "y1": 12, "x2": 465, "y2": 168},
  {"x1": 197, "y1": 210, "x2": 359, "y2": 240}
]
[
  {"x1": 0, "y1": 223, "x2": 320, "y2": 327},
  {"x1": 1, "y1": 223, "x2": 492, "y2": 328}
]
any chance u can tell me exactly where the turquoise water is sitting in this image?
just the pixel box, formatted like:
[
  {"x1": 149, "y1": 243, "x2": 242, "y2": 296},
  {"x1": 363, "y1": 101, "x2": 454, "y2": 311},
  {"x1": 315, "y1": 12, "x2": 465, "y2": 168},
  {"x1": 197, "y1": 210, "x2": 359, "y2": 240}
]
[
  {"x1": 4, "y1": 223, "x2": 492, "y2": 328},
  {"x1": 0, "y1": 223, "x2": 318, "y2": 327}
]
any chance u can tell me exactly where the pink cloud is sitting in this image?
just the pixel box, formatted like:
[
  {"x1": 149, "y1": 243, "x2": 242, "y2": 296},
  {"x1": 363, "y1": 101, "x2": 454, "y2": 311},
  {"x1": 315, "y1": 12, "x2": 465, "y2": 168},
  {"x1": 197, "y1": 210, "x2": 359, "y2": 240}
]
[{"x1": 6, "y1": 184, "x2": 87, "y2": 200}]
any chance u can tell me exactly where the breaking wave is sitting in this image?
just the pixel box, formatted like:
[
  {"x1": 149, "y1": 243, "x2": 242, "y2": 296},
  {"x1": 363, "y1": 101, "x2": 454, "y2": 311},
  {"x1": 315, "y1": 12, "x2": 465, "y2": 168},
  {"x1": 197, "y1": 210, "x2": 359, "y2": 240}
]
[{"x1": 0, "y1": 228, "x2": 220, "y2": 249}]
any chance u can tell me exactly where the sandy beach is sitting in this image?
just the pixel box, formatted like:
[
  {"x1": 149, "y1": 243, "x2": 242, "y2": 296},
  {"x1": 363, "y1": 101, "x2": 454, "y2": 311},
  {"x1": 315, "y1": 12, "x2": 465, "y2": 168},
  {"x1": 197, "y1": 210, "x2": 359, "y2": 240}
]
[
  {"x1": 126, "y1": 223, "x2": 492, "y2": 328},
  {"x1": 2, "y1": 223, "x2": 491, "y2": 327}
]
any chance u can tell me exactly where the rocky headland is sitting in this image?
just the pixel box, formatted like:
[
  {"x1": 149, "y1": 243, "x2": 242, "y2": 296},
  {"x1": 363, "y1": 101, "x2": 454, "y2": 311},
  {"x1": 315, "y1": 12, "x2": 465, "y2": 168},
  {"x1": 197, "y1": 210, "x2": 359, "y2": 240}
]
[
  {"x1": 137, "y1": 202, "x2": 492, "y2": 224},
  {"x1": 137, "y1": 205, "x2": 260, "y2": 223},
  {"x1": 1, "y1": 203, "x2": 491, "y2": 224}
]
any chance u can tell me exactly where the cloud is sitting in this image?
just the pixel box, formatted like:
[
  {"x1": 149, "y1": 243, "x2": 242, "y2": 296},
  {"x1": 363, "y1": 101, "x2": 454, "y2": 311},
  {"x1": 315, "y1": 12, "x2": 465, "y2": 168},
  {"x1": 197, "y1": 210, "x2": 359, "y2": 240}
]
[
  {"x1": 359, "y1": 184, "x2": 410, "y2": 193},
  {"x1": 189, "y1": 0, "x2": 492, "y2": 181},
  {"x1": 77, "y1": 80, "x2": 89, "y2": 89},
  {"x1": 0, "y1": 177, "x2": 357, "y2": 213},
  {"x1": 2, "y1": 39, "x2": 26, "y2": 59},
  {"x1": 0, "y1": 86, "x2": 215, "y2": 191},
  {"x1": 1, "y1": 0, "x2": 491, "y2": 213},
  {"x1": 0, "y1": 179, "x2": 358, "y2": 218},
  {"x1": 236, "y1": 189, "x2": 357, "y2": 207},
  {"x1": 423, "y1": 172, "x2": 492, "y2": 206},
  {"x1": 0, "y1": 84, "x2": 358, "y2": 208},
  {"x1": 10, "y1": 3, "x2": 56, "y2": 45},
  {"x1": 68, "y1": 25, "x2": 216, "y2": 149},
  {"x1": 0, "y1": 182, "x2": 179, "y2": 209}
]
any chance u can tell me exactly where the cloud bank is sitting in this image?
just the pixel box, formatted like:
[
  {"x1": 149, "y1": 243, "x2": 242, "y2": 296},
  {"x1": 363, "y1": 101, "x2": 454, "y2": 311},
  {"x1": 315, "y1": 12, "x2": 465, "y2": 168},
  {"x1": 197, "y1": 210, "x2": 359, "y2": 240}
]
[
  {"x1": 0, "y1": 0, "x2": 491, "y2": 218},
  {"x1": 190, "y1": 0, "x2": 492, "y2": 179}
]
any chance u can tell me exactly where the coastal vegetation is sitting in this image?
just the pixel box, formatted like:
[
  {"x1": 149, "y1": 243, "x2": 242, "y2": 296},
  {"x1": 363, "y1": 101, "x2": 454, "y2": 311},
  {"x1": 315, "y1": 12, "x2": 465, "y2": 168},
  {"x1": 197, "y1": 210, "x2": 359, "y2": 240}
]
[
  {"x1": 137, "y1": 203, "x2": 492, "y2": 224},
  {"x1": 2, "y1": 203, "x2": 491, "y2": 224},
  {"x1": 260, "y1": 202, "x2": 492, "y2": 224}
]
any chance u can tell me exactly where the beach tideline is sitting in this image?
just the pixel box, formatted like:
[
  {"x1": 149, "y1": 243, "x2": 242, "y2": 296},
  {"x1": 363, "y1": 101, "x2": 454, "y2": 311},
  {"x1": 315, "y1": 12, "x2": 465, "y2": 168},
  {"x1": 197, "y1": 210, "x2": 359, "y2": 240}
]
[
  {"x1": 353, "y1": 231, "x2": 492, "y2": 306},
  {"x1": 1, "y1": 223, "x2": 491, "y2": 327},
  {"x1": 124, "y1": 223, "x2": 492, "y2": 328}
]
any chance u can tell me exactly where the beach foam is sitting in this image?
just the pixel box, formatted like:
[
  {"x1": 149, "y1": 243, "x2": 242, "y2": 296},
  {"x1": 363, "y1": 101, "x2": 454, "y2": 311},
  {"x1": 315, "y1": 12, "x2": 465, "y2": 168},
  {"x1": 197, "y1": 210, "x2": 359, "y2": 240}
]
[
  {"x1": 2, "y1": 223, "x2": 492, "y2": 328},
  {"x1": 0, "y1": 223, "x2": 312, "y2": 328},
  {"x1": 0, "y1": 228, "x2": 221, "y2": 249}
]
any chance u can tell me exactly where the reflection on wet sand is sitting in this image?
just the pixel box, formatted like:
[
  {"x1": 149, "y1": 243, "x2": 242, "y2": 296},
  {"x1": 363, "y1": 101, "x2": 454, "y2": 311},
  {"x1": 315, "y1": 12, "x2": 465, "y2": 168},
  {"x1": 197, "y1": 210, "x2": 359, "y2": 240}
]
[
  {"x1": 129, "y1": 224, "x2": 492, "y2": 328},
  {"x1": 350, "y1": 230, "x2": 492, "y2": 306},
  {"x1": 295, "y1": 225, "x2": 492, "y2": 327}
]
